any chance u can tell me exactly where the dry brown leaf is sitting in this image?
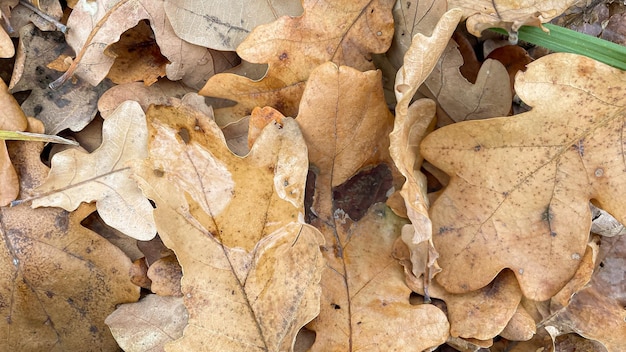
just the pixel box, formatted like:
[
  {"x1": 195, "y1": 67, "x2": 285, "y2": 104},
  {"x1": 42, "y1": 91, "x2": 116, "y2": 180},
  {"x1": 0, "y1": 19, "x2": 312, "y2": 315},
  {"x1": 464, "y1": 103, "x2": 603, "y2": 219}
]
[
  {"x1": 390, "y1": 8, "x2": 462, "y2": 295},
  {"x1": 31, "y1": 100, "x2": 156, "y2": 241},
  {"x1": 7, "y1": 0, "x2": 62, "y2": 33},
  {"x1": 0, "y1": 26, "x2": 13, "y2": 58},
  {"x1": 63, "y1": 0, "x2": 223, "y2": 87},
  {"x1": 422, "y1": 40, "x2": 512, "y2": 125},
  {"x1": 131, "y1": 103, "x2": 325, "y2": 351},
  {"x1": 0, "y1": 77, "x2": 27, "y2": 206},
  {"x1": 163, "y1": 0, "x2": 303, "y2": 51},
  {"x1": 420, "y1": 53, "x2": 626, "y2": 301},
  {"x1": 10, "y1": 24, "x2": 108, "y2": 135},
  {"x1": 449, "y1": 0, "x2": 581, "y2": 37},
  {"x1": 106, "y1": 294, "x2": 189, "y2": 352},
  {"x1": 387, "y1": 0, "x2": 447, "y2": 69},
  {"x1": 200, "y1": 0, "x2": 395, "y2": 124},
  {"x1": 0, "y1": 133, "x2": 139, "y2": 351},
  {"x1": 297, "y1": 62, "x2": 395, "y2": 220},
  {"x1": 307, "y1": 204, "x2": 450, "y2": 351}
]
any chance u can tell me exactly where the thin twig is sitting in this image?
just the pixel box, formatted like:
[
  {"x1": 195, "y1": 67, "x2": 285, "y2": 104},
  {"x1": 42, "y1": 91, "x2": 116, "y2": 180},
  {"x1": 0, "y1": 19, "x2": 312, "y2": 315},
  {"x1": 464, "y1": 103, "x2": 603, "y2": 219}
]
[{"x1": 19, "y1": 0, "x2": 68, "y2": 33}]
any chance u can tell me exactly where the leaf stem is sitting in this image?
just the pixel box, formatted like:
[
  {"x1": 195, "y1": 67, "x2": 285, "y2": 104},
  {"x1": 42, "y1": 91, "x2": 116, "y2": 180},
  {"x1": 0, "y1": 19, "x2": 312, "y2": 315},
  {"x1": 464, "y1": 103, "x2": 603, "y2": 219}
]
[{"x1": 489, "y1": 23, "x2": 626, "y2": 71}]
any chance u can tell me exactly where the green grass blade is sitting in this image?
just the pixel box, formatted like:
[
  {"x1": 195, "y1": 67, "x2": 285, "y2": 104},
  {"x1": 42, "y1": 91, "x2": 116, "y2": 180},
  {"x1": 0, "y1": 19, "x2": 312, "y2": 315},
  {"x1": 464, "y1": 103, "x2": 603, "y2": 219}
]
[
  {"x1": 489, "y1": 23, "x2": 626, "y2": 71},
  {"x1": 0, "y1": 130, "x2": 79, "y2": 145}
]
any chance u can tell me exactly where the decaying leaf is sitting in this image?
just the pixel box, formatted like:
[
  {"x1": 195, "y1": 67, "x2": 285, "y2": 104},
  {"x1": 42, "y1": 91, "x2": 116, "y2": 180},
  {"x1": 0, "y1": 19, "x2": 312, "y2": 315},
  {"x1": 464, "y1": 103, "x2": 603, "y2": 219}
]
[
  {"x1": 106, "y1": 294, "x2": 189, "y2": 352},
  {"x1": 421, "y1": 53, "x2": 626, "y2": 301},
  {"x1": 307, "y1": 204, "x2": 450, "y2": 351},
  {"x1": 422, "y1": 40, "x2": 512, "y2": 125},
  {"x1": 31, "y1": 100, "x2": 156, "y2": 241},
  {"x1": 132, "y1": 102, "x2": 325, "y2": 351},
  {"x1": 450, "y1": 0, "x2": 582, "y2": 37},
  {"x1": 163, "y1": 0, "x2": 303, "y2": 51},
  {"x1": 0, "y1": 132, "x2": 139, "y2": 351},
  {"x1": 297, "y1": 62, "x2": 395, "y2": 220},
  {"x1": 10, "y1": 24, "x2": 109, "y2": 135},
  {"x1": 0, "y1": 77, "x2": 27, "y2": 206},
  {"x1": 200, "y1": 0, "x2": 395, "y2": 124}
]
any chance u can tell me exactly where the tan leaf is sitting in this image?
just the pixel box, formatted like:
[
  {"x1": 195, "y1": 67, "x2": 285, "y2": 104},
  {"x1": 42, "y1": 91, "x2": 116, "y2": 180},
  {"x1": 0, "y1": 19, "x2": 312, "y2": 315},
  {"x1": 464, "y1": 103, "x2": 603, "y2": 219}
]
[
  {"x1": 0, "y1": 26, "x2": 13, "y2": 58},
  {"x1": 62, "y1": 0, "x2": 223, "y2": 87},
  {"x1": 1, "y1": 136, "x2": 139, "y2": 351},
  {"x1": 390, "y1": 8, "x2": 462, "y2": 292},
  {"x1": 0, "y1": 77, "x2": 27, "y2": 206},
  {"x1": 449, "y1": 0, "x2": 581, "y2": 37},
  {"x1": 200, "y1": 0, "x2": 395, "y2": 124},
  {"x1": 163, "y1": 0, "x2": 303, "y2": 51},
  {"x1": 387, "y1": 0, "x2": 447, "y2": 68},
  {"x1": 31, "y1": 100, "x2": 156, "y2": 241},
  {"x1": 132, "y1": 104, "x2": 325, "y2": 351},
  {"x1": 106, "y1": 294, "x2": 188, "y2": 352},
  {"x1": 147, "y1": 255, "x2": 182, "y2": 296},
  {"x1": 422, "y1": 40, "x2": 512, "y2": 125},
  {"x1": 420, "y1": 53, "x2": 626, "y2": 300},
  {"x1": 297, "y1": 62, "x2": 395, "y2": 220},
  {"x1": 307, "y1": 204, "x2": 450, "y2": 351}
]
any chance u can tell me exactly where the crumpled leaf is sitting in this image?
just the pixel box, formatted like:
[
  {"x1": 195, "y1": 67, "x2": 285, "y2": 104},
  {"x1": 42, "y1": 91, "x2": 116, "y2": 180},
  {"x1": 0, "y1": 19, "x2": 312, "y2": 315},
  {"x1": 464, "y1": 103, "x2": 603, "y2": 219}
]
[
  {"x1": 0, "y1": 131, "x2": 139, "y2": 351},
  {"x1": 10, "y1": 24, "x2": 109, "y2": 135},
  {"x1": 422, "y1": 40, "x2": 512, "y2": 124},
  {"x1": 307, "y1": 204, "x2": 450, "y2": 351},
  {"x1": 132, "y1": 102, "x2": 325, "y2": 351},
  {"x1": 389, "y1": 8, "x2": 462, "y2": 294},
  {"x1": 106, "y1": 294, "x2": 188, "y2": 352},
  {"x1": 449, "y1": 0, "x2": 582, "y2": 37},
  {"x1": 0, "y1": 77, "x2": 27, "y2": 205},
  {"x1": 421, "y1": 53, "x2": 626, "y2": 301},
  {"x1": 297, "y1": 62, "x2": 395, "y2": 220},
  {"x1": 63, "y1": 0, "x2": 223, "y2": 87},
  {"x1": 31, "y1": 100, "x2": 156, "y2": 241},
  {"x1": 163, "y1": 0, "x2": 303, "y2": 51},
  {"x1": 200, "y1": 0, "x2": 395, "y2": 124}
]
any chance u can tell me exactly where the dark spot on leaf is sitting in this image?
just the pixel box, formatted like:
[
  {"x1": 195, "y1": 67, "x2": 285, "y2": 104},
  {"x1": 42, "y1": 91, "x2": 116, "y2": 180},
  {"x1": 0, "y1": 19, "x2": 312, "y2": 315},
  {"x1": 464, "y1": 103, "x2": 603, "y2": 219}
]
[
  {"x1": 550, "y1": 232, "x2": 557, "y2": 237},
  {"x1": 153, "y1": 169, "x2": 165, "y2": 177},
  {"x1": 474, "y1": 145, "x2": 481, "y2": 151},
  {"x1": 55, "y1": 212, "x2": 69, "y2": 232},
  {"x1": 599, "y1": 261, "x2": 604, "y2": 268},
  {"x1": 279, "y1": 52, "x2": 288, "y2": 60},
  {"x1": 45, "y1": 291, "x2": 55, "y2": 298},
  {"x1": 89, "y1": 325, "x2": 98, "y2": 334},
  {"x1": 439, "y1": 226, "x2": 453, "y2": 234},
  {"x1": 332, "y1": 164, "x2": 392, "y2": 221},
  {"x1": 331, "y1": 303, "x2": 341, "y2": 309},
  {"x1": 34, "y1": 105, "x2": 43, "y2": 115}
]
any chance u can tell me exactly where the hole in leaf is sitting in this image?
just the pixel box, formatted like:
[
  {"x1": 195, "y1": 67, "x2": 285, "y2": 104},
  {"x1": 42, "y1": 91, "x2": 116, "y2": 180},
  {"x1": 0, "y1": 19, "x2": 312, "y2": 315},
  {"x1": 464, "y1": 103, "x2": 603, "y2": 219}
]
[{"x1": 178, "y1": 127, "x2": 190, "y2": 144}]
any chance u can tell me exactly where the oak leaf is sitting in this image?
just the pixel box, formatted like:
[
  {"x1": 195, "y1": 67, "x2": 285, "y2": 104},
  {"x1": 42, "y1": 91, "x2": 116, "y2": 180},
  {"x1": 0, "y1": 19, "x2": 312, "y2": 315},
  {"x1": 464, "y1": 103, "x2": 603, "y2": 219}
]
[
  {"x1": 449, "y1": 0, "x2": 581, "y2": 37},
  {"x1": 297, "y1": 62, "x2": 395, "y2": 220},
  {"x1": 200, "y1": 0, "x2": 395, "y2": 123},
  {"x1": 131, "y1": 102, "x2": 325, "y2": 351},
  {"x1": 163, "y1": 0, "x2": 303, "y2": 51},
  {"x1": 106, "y1": 294, "x2": 188, "y2": 352},
  {"x1": 307, "y1": 204, "x2": 450, "y2": 351},
  {"x1": 0, "y1": 133, "x2": 139, "y2": 351},
  {"x1": 10, "y1": 24, "x2": 109, "y2": 135},
  {"x1": 422, "y1": 40, "x2": 512, "y2": 125},
  {"x1": 31, "y1": 100, "x2": 156, "y2": 241},
  {"x1": 63, "y1": 0, "x2": 223, "y2": 87},
  {"x1": 420, "y1": 53, "x2": 626, "y2": 301}
]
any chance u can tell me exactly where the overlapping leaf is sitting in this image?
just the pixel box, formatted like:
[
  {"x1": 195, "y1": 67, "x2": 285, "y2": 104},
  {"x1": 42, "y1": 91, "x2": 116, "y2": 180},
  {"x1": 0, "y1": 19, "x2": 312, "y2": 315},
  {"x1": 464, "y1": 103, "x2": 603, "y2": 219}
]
[
  {"x1": 200, "y1": 0, "x2": 395, "y2": 124},
  {"x1": 421, "y1": 53, "x2": 626, "y2": 301},
  {"x1": 131, "y1": 101, "x2": 324, "y2": 351},
  {"x1": 0, "y1": 133, "x2": 139, "y2": 351},
  {"x1": 31, "y1": 100, "x2": 156, "y2": 241},
  {"x1": 0, "y1": 77, "x2": 27, "y2": 205}
]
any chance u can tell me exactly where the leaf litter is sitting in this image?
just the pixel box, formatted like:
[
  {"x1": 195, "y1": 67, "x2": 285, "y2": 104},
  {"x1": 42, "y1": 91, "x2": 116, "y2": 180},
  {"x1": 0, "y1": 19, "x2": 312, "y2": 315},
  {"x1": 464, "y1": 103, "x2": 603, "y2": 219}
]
[{"x1": 0, "y1": 0, "x2": 625, "y2": 351}]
